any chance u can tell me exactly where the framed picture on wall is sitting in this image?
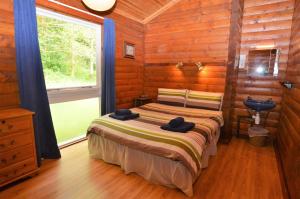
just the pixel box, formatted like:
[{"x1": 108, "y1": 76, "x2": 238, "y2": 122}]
[{"x1": 124, "y1": 41, "x2": 135, "y2": 59}]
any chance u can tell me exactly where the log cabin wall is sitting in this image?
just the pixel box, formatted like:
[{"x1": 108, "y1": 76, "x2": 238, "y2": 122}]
[
  {"x1": 0, "y1": 0, "x2": 20, "y2": 109},
  {"x1": 232, "y1": 0, "x2": 294, "y2": 135},
  {"x1": 222, "y1": 0, "x2": 244, "y2": 141},
  {"x1": 51, "y1": 0, "x2": 145, "y2": 109},
  {"x1": 143, "y1": 0, "x2": 234, "y2": 98},
  {"x1": 277, "y1": 0, "x2": 300, "y2": 198},
  {"x1": 143, "y1": 0, "x2": 244, "y2": 141},
  {"x1": 110, "y1": 13, "x2": 144, "y2": 108}
]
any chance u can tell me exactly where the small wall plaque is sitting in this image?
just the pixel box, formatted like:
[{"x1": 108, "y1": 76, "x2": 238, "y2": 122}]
[{"x1": 124, "y1": 41, "x2": 135, "y2": 59}]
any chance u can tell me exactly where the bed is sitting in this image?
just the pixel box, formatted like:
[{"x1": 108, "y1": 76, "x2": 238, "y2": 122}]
[{"x1": 87, "y1": 100, "x2": 224, "y2": 196}]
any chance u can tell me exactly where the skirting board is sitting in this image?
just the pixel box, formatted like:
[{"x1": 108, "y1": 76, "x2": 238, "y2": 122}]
[{"x1": 273, "y1": 139, "x2": 290, "y2": 199}]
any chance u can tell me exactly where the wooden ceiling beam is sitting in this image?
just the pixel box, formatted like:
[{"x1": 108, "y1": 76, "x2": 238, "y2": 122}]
[
  {"x1": 113, "y1": 8, "x2": 144, "y2": 23},
  {"x1": 112, "y1": 0, "x2": 182, "y2": 24},
  {"x1": 142, "y1": 0, "x2": 182, "y2": 24}
]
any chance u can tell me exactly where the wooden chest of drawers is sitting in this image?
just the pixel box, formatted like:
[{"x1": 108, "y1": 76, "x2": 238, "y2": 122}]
[{"x1": 0, "y1": 108, "x2": 38, "y2": 187}]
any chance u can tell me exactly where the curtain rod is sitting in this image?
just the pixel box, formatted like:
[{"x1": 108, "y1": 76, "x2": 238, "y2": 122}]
[{"x1": 48, "y1": 0, "x2": 104, "y2": 20}]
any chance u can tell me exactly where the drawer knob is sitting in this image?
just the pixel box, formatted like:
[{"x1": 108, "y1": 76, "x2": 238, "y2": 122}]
[{"x1": 1, "y1": 120, "x2": 6, "y2": 124}]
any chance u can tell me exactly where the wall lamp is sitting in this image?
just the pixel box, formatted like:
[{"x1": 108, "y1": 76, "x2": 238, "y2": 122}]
[
  {"x1": 176, "y1": 62, "x2": 184, "y2": 69},
  {"x1": 195, "y1": 62, "x2": 205, "y2": 71},
  {"x1": 176, "y1": 62, "x2": 205, "y2": 71}
]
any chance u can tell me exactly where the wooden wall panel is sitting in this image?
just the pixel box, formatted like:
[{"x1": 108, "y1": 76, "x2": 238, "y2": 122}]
[
  {"x1": 144, "y1": 65, "x2": 227, "y2": 97},
  {"x1": 144, "y1": 0, "x2": 233, "y2": 99},
  {"x1": 222, "y1": 0, "x2": 244, "y2": 142},
  {"x1": 0, "y1": 0, "x2": 20, "y2": 109},
  {"x1": 50, "y1": 0, "x2": 145, "y2": 109},
  {"x1": 145, "y1": 0, "x2": 232, "y2": 64},
  {"x1": 232, "y1": 0, "x2": 294, "y2": 135},
  {"x1": 278, "y1": 0, "x2": 300, "y2": 198},
  {"x1": 111, "y1": 13, "x2": 144, "y2": 108}
]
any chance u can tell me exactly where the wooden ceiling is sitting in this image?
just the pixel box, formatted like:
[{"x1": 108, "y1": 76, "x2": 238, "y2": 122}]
[
  {"x1": 114, "y1": 0, "x2": 180, "y2": 23},
  {"x1": 55, "y1": 0, "x2": 180, "y2": 24}
]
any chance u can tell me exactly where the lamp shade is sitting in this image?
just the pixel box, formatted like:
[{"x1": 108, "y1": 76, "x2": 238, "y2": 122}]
[{"x1": 82, "y1": 0, "x2": 116, "y2": 11}]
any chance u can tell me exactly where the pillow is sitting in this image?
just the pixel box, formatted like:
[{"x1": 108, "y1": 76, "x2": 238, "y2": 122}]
[
  {"x1": 186, "y1": 90, "x2": 223, "y2": 110},
  {"x1": 157, "y1": 88, "x2": 187, "y2": 107}
]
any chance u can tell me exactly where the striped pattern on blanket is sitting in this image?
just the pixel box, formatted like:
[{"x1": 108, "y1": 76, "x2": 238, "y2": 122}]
[
  {"x1": 137, "y1": 103, "x2": 224, "y2": 127},
  {"x1": 87, "y1": 103, "x2": 223, "y2": 178}
]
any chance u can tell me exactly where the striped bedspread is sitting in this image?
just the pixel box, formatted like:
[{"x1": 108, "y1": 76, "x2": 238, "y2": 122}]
[{"x1": 87, "y1": 103, "x2": 223, "y2": 178}]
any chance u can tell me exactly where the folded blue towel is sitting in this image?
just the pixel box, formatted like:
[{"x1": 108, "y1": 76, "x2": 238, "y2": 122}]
[
  {"x1": 109, "y1": 113, "x2": 139, "y2": 121},
  {"x1": 168, "y1": 117, "x2": 184, "y2": 128},
  {"x1": 115, "y1": 109, "x2": 132, "y2": 116},
  {"x1": 161, "y1": 122, "x2": 195, "y2": 133}
]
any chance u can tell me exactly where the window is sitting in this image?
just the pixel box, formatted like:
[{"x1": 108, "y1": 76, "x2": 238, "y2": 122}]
[
  {"x1": 37, "y1": 8, "x2": 101, "y2": 89},
  {"x1": 37, "y1": 8, "x2": 102, "y2": 145}
]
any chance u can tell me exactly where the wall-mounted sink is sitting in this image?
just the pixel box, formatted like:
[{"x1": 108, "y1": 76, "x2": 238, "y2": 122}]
[{"x1": 244, "y1": 97, "x2": 276, "y2": 125}]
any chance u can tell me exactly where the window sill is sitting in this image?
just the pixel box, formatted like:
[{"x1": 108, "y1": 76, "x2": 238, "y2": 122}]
[{"x1": 48, "y1": 87, "x2": 100, "y2": 104}]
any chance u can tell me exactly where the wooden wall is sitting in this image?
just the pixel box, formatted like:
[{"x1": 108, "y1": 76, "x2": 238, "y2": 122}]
[
  {"x1": 232, "y1": 0, "x2": 294, "y2": 135},
  {"x1": 0, "y1": 0, "x2": 20, "y2": 109},
  {"x1": 278, "y1": 0, "x2": 300, "y2": 198},
  {"x1": 143, "y1": 0, "x2": 234, "y2": 98},
  {"x1": 111, "y1": 14, "x2": 144, "y2": 108},
  {"x1": 222, "y1": 0, "x2": 244, "y2": 141},
  {"x1": 51, "y1": 0, "x2": 145, "y2": 109}
]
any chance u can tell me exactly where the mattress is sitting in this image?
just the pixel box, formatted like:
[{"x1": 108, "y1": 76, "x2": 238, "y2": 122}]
[{"x1": 87, "y1": 103, "x2": 223, "y2": 196}]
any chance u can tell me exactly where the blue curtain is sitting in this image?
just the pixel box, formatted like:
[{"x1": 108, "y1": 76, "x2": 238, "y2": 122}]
[
  {"x1": 14, "y1": 0, "x2": 61, "y2": 166},
  {"x1": 101, "y1": 18, "x2": 116, "y2": 115}
]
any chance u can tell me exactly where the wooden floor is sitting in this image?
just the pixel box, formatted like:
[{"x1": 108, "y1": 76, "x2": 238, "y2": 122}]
[{"x1": 0, "y1": 138, "x2": 284, "y2": 199}]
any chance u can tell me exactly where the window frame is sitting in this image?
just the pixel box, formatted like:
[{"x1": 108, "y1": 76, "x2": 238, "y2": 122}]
[{"x1": 36, "y1": 7, "x2": 102, "y2": 104}]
